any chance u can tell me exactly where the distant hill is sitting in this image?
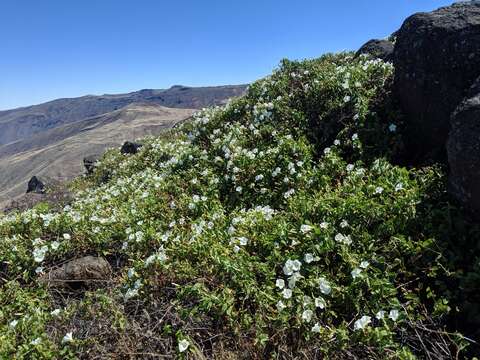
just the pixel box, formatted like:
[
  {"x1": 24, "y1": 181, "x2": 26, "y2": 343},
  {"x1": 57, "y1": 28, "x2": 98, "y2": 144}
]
[{"x1": 0, "y1": 84, "x2": 247, "y2": 146}]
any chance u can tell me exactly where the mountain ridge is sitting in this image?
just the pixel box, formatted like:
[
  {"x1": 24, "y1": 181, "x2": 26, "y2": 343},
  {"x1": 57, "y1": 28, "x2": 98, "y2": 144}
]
[{"x1": 0, "y1": 84, "x2": 247, "y2": 146}]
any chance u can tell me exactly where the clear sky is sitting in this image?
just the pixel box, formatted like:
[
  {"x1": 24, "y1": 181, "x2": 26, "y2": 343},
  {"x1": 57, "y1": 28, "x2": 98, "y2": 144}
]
[{"x1": 0, "y1": 0, "x2": 454, "y2": 110}]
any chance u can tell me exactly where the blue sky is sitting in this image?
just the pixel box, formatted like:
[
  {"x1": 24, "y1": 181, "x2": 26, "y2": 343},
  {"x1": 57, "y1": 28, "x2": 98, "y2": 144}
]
[{"x1": 0, "y1": 0, "x2": 454, "y2": 110}]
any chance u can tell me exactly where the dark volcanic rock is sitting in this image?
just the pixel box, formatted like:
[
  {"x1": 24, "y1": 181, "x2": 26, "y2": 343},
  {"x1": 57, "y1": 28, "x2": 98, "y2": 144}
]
[
  {"x1": 393, "y1": 1, "x2": 480, "y2": 162},
  {"x1": 83, "y1": 154, "x2": 101, "y2": 175},
  {"x1": 120, "y1": 141, "x2": 143, "y2": 155},
  {"x1": 27, "y1": 176, "x2": 46, "y2": 194},
  {"x1": 355, "y1": 39, "x2": 394, "y2": 62},
  {"x1": 447, "y1": 91, "x2": 480, "y2": 214},
  {"x1": 40, "y1": 256, "x2": 112, "y2": 287}
]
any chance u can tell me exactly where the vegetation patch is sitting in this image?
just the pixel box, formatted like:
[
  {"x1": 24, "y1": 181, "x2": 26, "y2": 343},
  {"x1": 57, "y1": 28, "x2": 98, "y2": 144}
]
[{"x1": 1, "y1": 53, "x2": 479, "y2": 359}]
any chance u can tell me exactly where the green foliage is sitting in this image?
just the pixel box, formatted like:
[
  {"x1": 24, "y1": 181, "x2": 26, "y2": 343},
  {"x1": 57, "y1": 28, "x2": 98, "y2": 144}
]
[{"x1": 0, "y1": 53, "x2": 478, "y2": 358}]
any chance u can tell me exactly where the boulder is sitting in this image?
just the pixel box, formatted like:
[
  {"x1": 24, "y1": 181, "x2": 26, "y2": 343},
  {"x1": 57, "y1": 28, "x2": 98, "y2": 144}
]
[
  {"x1": 393, "y1": 2, "x2": 480, "y2": 162},
  {"x1": 40, "y1": 256, "x2": 112, "y2": 287},
  {"x1": 355, "y1": 39, "x2": 394, "y2": 62},
  {"x1": 26, "y1": 176, "x2": 46, "y2": 194},
  {"x1": 447, "y1": 90, "x2": 480, "y2": 214},
  {"x1": 120, "y1": 141, "x2": 143, "y2": 155},
  {"x1": 83, "y1": 154, "x2": 101, "y2": 175}
]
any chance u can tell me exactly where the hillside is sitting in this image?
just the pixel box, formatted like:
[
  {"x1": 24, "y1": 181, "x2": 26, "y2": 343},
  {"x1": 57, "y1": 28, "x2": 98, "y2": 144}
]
[
  {"x1": 0, "y1": 104, "x2": 195, "y2": 205},
  {"x1": 1, "y1": 3, "x2": 480, "y2": 359},
  {"x1": 0, "y1": 85, "x2": 247, "y2": 146}
]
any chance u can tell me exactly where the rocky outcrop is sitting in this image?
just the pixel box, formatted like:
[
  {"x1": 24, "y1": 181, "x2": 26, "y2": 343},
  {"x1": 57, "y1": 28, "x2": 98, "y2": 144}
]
[
  {"x1": 39, "y1": 256, "x2": 112, "y2": 287},
  {"x1": 121, "y1": 141, "x2": 143, "y2": 155},
  {"x1": 355, "y1": 39, "x2": 394, "y2": 62},
  {"x1": 393, "y1": 2, "x2": 480, "y2": 162},
  {"x1": 447, "y1": 89, "x2": 480, "y2": 214},
  {"x1": 26, "y1": 176, "x2": 46, "y2": 194},
  {"x1": 83, "y1": 154, "x2": 101, "y2": 175}
]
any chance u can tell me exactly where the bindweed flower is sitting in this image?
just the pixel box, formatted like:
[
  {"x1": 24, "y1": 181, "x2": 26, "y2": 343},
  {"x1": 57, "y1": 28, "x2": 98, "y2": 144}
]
[
  {"x1": 354, "y1": 316, "x2": 372, "y2": 330},
  {"x1": 389, "y1": 123, "x2": 397, "y2": 132},
  {"x1": 9, "y1": 320, "x2": 18, "y2": 328},
  {"x1": 300, "y1": 224, "x2": 313, "y2": 234},
  {"x1": 62, "y1": 332, "x2": 73, "y2": 343},
  {"x1": 178, "y1": 339, "x2": 190, "y2": 353},
  {"x1": 376, "y1": 310, "x2": 385, "y2": 320},
  {"x1": 311, "y1": 322, "x2": 321, "y2": 333},
  {"x1": 375, "y1": 186, "x2": 384, "y2": 194},
  {"x1": 276, "y1": 279, "x2": 285, "y2": 289},
  {"x1": 302, "y1": 309, "x2": 313, "y2": 323},
  {"x1": 389, "y1": 309, "x2": 399, "y2": 321},
  {"x1": 360, "y1": 261, "x2": 370, "y2": 269},
  {"x1": 318, "y1": 277, "x2": 332, "y2": 295},
  {"x1": 283, "y1": 259, "x2": 302, "y2": 276},
  {"x1": 351, "y1": 268, "x2": 362, "y2": 279},
  {"x1": 315, "y1": 297, "x2": 326, "y2": 309},
  {"x1": 282, "y1": 288, "x2": 293, "y2": 299},
  {"x1": 304, "y1": 253, "x2": 314, "y2": 263}
]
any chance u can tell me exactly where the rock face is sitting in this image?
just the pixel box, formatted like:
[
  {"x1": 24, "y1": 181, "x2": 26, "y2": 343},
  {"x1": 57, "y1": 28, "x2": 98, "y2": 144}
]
[
  {"x1": 393, "y1": 2, "x2": 480, "y2": 162},
  {"x1": 447, "y1": 90, "x2": 480, "y2": 214},
  {"x1": 83, "y1": 154, "x2": 101, "y2": 175},
  {"x1": 26, "y1": 176, "x2": 46, "y2": 194},
  {"x1": 121, "y1": 141, "x2": 143, "y2": 155},
  {"x1": 40, "y1": 256, "x2": 112, "y2": 287},
  {"x1": 356, "y1": 39, "x2": 394, "y2": 62}
]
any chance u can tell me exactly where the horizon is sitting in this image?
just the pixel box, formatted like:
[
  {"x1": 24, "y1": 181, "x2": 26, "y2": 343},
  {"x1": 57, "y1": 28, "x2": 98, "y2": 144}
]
[{"x1": 0, "y1": 0, "x2": 454, "y2": 111}]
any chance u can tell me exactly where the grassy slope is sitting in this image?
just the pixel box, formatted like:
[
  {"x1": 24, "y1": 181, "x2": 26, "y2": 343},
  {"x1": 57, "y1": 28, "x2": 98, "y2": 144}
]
[{"x1": 1, "y1": 53, "x2": 479, "y2": 359}]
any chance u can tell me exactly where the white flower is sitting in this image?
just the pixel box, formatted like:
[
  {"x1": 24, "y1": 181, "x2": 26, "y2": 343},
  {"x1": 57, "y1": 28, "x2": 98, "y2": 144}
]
[
  {"x1": 395, "y1": 183, "x2": 404, "y2": 192},
  {"x1": 178, "y1": 339, "x2": 190, "y2": 353},
  {"x1": 333, "y1": 139, "x2": 341, "y2": 146},
  {"x1": 376, "y1": 310, "x2": 385, "y2": 320},
  {"x1": 63, "y1": 233, "x2": 71, "y2": 240},
  {"x1": 300, "y1": 224, "x2": 313, "y2": 234},
  {"x1": 343, "y1": 95, "x2": 351, "y2": 103},
  {"x1": 62, "y1": 332, "x2": 73, "y2": 343},
  {"x1": 318, "y1": 277, "x2": 332, "y2": 295},
  {"x1": 33, "y1": 245, "x2": 48, "y2": 263},
  {"x1": 283, "y1": 189, "x2": 295, "y2": 199},
  {"x1": 282, "y1": 288, "x2": 293, "y2": 299},
  {"x1": 275, "y1": 279, "x2": 285, "y2": 289},
  {"x1": 235, "y1": 186, "x2": 243, "y2": 193},
  {"x1": 323, "y1": 147, "x2": 331, "y2": 155},
  {"x1": 288, "y1": 272, "x2": 302, "y2": 289},
  {"x1": 351, "y1": 268, "x2": 362, "y2": 279},
  {"x1": 352, "y1": 133, "x2": 359, "y2": 141},
  {"x1": 302, "y1": 309, "x2": 314, "y2": 323},
  {"x1": 360, "y1": 261, "x2": 370, "y2": 269},
  {"x1": 389, "y1": 123, "x2": 397, "y2": 132},
  {"x1": 389, "y1": 309, "x2": 399, "y2": 321},
  {"x1": 277, "y1": 300, "x2": 286, "y2": 311},
  {"x1": 315, "y1": 297, "x2": 326, "y2": 309},
  {"x1": 31, "y1": 337, "x2": 42, "y2": 345},
  {"x1": 340, "y1": 220, "x2": 349, "y2": 228},
  {"x1": 346, "y1": 164, "x2": 354, "y2": 172},
  {"x1": 233, "y1": 245, "x2": 240, "y2": 253},
  {"x1": 255, "y1": 174, "x2": 264, "y2": 181},
  {"x1": 311, "y1": 322, "x2": 321, "y2": 333},
  {"x1": 51, "y1": 241, "x2": 60, "y2": 251},
  {"x1": 354, "y1": 315, "x2": 372, "y2": 330},
  {"x1": 51, "y1": 309, "x2": 61, "y2": 317},
  {"x1": 238, "y1": 237, "x2": 248, "y2": 246},
  {"x1": 283, "y1": 259, "x2": 302, "y2": 275},
  {"x1": 319, "y1": 222, "x2": 329, "y2": 229},
  {"x1": 9, "y1": 320, "x2": 18, "y2": 328},
  {"x1": 375, "y1": 186, "x2": 384, "y2": 194},
  {"x1": 304, "y1": 253, "x2": 315, "y2": 263}
]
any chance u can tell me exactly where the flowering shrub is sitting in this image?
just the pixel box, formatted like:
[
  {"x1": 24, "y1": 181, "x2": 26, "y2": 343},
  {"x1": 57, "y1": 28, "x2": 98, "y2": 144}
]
[{"x1": 0, "y1": 53, "x2": 478, "y2": 358}]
